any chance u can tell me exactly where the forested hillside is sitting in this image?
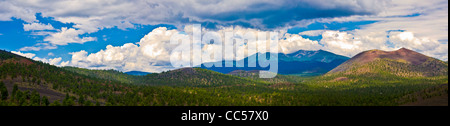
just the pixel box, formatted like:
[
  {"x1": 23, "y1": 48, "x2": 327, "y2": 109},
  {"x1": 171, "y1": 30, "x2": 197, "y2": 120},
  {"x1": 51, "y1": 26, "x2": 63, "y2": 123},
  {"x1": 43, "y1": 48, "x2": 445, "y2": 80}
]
[
  {"x1": 65, "y1": 66, "x2": 265, "y2": 87},
  {"x1": 63, "y1": 67, "x2": 138, "y2": 84},
  {"x1": 227, "y1": 70, "x2": 306, "y2": 84}
]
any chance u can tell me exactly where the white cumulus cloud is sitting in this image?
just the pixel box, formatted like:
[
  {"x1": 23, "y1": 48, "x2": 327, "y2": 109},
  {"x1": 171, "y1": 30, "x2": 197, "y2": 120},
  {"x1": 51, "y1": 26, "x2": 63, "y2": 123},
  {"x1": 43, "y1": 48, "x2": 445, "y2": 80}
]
[
  {"x1": 68, "y1": 27, "x2": 183, "y2": 72},
  {"x1": 279, "y1": 33, "x2": 322, "y2": 54},
  {"x1": 33, "y1": 57, "x2": 63, "y2": 66},
  {"x1": 23, "y1": 22, "x2": 55, "y2": 31},
  {"x1": 19, "y1": 43, "x2": 57, "y2": 51},
  {"x1": 44, "y1": 27, "x2": 97, "y2": 45},
  {"x1": 11, "y1": 51, "x2": 67, "y2": 66},
  {"x1": 11, "y1": 51, "x2": 36, "y2": 59}
]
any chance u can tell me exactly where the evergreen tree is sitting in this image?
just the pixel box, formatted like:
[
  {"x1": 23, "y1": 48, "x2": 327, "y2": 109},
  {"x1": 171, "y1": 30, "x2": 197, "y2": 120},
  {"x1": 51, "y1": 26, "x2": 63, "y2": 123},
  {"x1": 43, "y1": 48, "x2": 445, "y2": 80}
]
[
  {"x1": 50, "y1": 100, "x2": 61, "y2": 106},
  {"x1": 0, "y1": 81, "x2": 8, "y2": 100},
  {"x1": 63, "y1": 93, "x2": 75, "y2": 106},
  {"x1": 42, "y1": 96, "x2": 50, "y2": 106},
  {"x1": 84, "y1": 100, "x2": 92, "y2": 106},
  {"x1": 78, "y1": 95, "x2": 85, "y2": 106},
  {"x1": 32, "y1": 78, "x2": 36, "y2": 85},
  {"x1": 30, "y1": 90, "x2": 40, "y2": 106},
  {"x1": 12, "y1": 84, "x2": 18, "y2": 99},
  {"x1": 95, "y1": 100, "x2": 101, "y2": 106},
  {"x1": 65, "y1": 93, "x2": 69, "y2": 100},
  {"x1": 17, "y1": 91, "x2": 26, "y2": 106}
]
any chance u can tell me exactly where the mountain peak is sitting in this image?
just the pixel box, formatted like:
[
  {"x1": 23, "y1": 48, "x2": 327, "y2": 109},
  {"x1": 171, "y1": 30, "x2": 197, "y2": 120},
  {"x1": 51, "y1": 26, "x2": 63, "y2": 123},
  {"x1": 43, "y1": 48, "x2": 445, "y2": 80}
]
[
  {"x1": 396, "y1": 47, "x2": 416, "y2": 53},
  {"x1": 285, "y1": 49, "x2": 349, "y2": 63},
  {"x1": 327, "y1": 48, "x2": 447, "y2": 77},
  {"x1": 398, "y1": 47, "x2": 409, "y2": 50},
  {"x1": 350, "y1": 48, "x2": 429, "y2": 65}
]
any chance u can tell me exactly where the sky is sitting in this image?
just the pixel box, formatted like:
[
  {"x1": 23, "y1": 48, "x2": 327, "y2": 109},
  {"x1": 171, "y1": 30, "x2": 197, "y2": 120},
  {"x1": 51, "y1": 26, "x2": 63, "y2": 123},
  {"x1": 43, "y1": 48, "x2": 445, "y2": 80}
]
[{"x1": 0, "y1": 0, "x2": 448, "y2": 73}]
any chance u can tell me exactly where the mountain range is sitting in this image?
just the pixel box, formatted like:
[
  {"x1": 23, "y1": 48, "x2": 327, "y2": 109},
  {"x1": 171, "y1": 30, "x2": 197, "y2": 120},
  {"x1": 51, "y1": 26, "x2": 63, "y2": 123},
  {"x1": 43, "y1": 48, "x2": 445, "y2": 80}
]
[
  {"x1": 124, "y1": 71, "x2": 152, "y2": 76},
  {"x1": 199, "y1": 50, "x2": 349, "y2": 76}
]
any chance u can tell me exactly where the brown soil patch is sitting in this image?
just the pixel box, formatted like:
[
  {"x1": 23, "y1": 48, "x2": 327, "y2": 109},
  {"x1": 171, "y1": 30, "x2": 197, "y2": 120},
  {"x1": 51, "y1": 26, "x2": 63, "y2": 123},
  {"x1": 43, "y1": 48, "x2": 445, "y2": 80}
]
[
  {"x1": 402, "y1": 94, "x2": 448, "y2": 106},
  {"x1": 401, "y1": 84, "x2": 448, "y2": 106},
  {"x1": 3, "y1": 77, "x2": 65, "y2": 103}
]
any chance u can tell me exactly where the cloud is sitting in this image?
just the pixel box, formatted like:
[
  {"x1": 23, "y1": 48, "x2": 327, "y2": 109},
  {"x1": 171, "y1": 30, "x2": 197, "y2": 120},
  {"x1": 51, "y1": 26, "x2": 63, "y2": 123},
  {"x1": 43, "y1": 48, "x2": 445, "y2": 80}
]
[
  {"x1": 11, "y1": 51, "x2": 67, "y2": 66},
  {"x1": 320, "y1": 31, "x2": 366, "y2": 57},
  {"x1": 313, "y1": 30, "x2": 447, "y2": 61},
  {"x1": 35, "y1": 57, "x2": 68, "y2": 66},
  {"x1": 33, "y1": 57, "x2": 63, "y2": 66},
  {"x1": 5, "y1": 0, "x2": 446, "y2": 53},
  {"x1": 29, "y1": 31, "x2": 54, "y2": 36},
  {"x1": 66, "y1": 26, "x2": 283, "y2": 72},
  {"x1": 0, "y1": 0, "x2": 388, "y2": 31},
  {"x1": 23, "y1": 22, "x2": 55, "y2": 31},
  {"x1": 68, "y1": 27, "x2": 182, "y2": 72},
  {"x1": 59, "y1": 61, "x2": 69, "y2": 66},
  {"x1": 389, "y1": 31, "x2": 448, "y2": 60},
  {"x1": 298, "y1": 30, "x2": 326, "y2": 36},
  {"x1": 279, "y1": 33, "x2": 322, "y2": 54},
  {"x1": 0, "y1": 1, "x2": 36, "y2": 22},
  {"x1": 22, "y1": 24, "x2": 97, "y2": 50},
  {"x1": 43, "y1": 27, "x2": 97, "y2": 45},
  {"x1": 308, "y1": 0, "x2": 448, "y2": 60},
  {"x1": 19, "y1": 43, "x2": 57, "y2": 51},
  {"x1": 318, "y1": 0, "x2": 448, "y2": 44},
  {"x1": 11, "y1": 51, "x2": 36, "y2": 59}
]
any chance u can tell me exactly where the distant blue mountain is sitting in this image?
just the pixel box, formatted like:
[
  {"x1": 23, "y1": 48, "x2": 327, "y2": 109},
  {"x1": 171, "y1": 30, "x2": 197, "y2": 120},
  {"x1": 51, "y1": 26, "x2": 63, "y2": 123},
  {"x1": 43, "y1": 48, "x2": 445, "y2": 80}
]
[
  {"x1": 125, "y1": 71, "x2": 152, "y2": 76},
  {"x1": 198, "y1": 50, "x2": 349, "y2": 76}
]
